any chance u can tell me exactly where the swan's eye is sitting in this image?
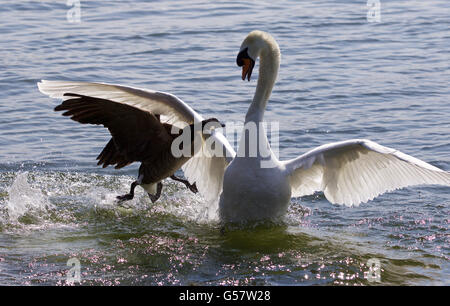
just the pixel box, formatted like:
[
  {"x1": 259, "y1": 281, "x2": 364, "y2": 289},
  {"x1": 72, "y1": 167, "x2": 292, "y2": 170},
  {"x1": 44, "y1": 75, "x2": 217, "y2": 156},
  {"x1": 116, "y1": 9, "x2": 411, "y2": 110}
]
[{"x1": 236, "y1": 48, "x2": 255, "y2": 81}]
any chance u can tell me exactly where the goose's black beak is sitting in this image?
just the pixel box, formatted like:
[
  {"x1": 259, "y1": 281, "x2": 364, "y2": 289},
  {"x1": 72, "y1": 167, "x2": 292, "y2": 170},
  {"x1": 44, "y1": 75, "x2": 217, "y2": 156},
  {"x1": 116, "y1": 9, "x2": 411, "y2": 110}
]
[{"x1": 236, "y1": 48, "x2": 255, "y2": 81}]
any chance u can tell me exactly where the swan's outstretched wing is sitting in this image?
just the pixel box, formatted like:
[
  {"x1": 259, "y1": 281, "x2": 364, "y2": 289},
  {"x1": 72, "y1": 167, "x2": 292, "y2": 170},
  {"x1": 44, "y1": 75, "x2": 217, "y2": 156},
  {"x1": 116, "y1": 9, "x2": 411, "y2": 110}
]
[
  {"x1": 38, "y1": 80, "x2": 236, "y2": 199},
  {"x1": 283, "y1": 139, "x2": 450, "y2": 207},
  {"x1": 38, "y1": 80, "x2": 200, "y2": 127},
  {"x1": 182, "y1": 130, "x2": 235, "y2": 202}
]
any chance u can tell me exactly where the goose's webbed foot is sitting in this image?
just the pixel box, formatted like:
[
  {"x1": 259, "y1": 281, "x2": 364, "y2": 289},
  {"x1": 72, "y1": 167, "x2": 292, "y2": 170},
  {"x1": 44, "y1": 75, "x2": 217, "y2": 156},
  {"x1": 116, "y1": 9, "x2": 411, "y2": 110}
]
[
  {"x1": 170, "y1": 175, "x2": 198, "y2": 194},
  {"x1": 116, "y1": 193, "x2": 134, "y2": 202},
  {"x1": 188, "y1": 182, "x2": 198, "y2": 194},
  {"x1": 148, "y1": 182, "x2": 163, "y2": 203},
  {"x1": 116, "y1": 181, "x2": 137, "y2": 203}
]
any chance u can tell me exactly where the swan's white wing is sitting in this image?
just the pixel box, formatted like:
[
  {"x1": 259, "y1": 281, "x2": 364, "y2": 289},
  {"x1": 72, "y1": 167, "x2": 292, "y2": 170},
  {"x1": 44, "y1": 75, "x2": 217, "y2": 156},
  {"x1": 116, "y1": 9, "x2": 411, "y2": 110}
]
[
  {"x1": 283, "y1": 139, "x2": 450, "y2": 207},
  {"x1": 182, "y1": 130, "x2": 236, "y2": 202},
  {"x1": 38, "y1": 80, "x2": 201, "y2": 127},
  {"x1": 38, "y1": 80, "x2": 236, "y2": 200}
]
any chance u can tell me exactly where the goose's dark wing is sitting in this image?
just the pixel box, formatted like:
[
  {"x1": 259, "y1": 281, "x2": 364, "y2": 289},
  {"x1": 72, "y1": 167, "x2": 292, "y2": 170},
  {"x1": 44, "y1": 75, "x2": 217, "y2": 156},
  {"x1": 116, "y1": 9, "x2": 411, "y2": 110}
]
[{"x1": 54, "y1": 93, "x2": 172, "y2": 168}]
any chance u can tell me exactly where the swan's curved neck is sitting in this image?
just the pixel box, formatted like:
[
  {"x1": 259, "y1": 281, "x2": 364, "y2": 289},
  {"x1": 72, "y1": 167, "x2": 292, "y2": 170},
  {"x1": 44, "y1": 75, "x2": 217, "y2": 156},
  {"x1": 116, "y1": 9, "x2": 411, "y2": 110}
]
[{"x1": 245, "y1": 48, "x2": 280, "y2": 123}]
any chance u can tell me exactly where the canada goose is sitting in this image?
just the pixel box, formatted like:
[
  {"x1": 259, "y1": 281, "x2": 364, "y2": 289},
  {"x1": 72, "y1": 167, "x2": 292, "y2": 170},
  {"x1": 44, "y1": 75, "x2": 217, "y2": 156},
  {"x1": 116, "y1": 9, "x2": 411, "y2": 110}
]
[
  {"x1": 50, "y1": 92, "x2": 223, "y2": 203},
  {"x1": 38, "y1": 30, "x2": 450, "y2": 223}
]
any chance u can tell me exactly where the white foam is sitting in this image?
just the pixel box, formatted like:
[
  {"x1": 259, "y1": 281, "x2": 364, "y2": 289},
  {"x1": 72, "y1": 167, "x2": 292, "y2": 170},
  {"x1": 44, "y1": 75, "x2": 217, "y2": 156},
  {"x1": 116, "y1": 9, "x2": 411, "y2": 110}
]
[{"x1": 6, "y1": 172, "x2": 53, "y2": 221}]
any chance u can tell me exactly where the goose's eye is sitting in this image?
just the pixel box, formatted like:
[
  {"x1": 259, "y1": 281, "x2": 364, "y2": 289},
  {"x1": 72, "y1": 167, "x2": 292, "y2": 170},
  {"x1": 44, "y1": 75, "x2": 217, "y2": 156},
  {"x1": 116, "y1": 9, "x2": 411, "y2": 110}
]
[{"x1": 236, "y1": 48, "x2": 255, "y2": 81}]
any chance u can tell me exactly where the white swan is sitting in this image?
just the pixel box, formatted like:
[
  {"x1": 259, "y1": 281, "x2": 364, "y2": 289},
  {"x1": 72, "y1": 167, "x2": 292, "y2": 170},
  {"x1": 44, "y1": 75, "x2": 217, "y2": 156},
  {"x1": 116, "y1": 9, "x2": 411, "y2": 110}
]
[
  {"x1": 219, "y1": 30, "x2": 450, "y2": 222},
  {"x1": 38, "y1": 30, "x2": 450, "y2": 224}
]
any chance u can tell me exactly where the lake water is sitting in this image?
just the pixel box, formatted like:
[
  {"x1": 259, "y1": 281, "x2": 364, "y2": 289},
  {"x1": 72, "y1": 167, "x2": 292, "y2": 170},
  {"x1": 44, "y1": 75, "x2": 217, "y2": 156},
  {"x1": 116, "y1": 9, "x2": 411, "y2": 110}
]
[{"x1": 0, "y1": 0, "x2": 449, "y2": 285}]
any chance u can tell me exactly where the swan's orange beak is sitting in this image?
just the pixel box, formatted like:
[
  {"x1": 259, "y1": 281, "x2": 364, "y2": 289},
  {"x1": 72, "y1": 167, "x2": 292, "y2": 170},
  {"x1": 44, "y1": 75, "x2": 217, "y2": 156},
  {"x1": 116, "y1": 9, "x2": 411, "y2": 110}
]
[
  {"x1": 237, "y1": 47, "x2": 255, "y2": 81},
  {"x1": 241, "y1": 58, "x2": 253, "y2": 81}
]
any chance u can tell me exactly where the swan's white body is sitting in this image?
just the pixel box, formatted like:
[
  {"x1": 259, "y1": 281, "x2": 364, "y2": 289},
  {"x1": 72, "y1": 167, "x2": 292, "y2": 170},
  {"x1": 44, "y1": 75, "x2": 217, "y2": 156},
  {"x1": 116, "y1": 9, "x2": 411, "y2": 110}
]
[
  {"x1": 38, "y1": 30, "x2": 450, "y2": 224},
  {"x1": 218, "y1": 31, "x2": 293, "y2": 222},
  {"x1": 220, "y1": 156, "x2": 292, "y2": 222}
]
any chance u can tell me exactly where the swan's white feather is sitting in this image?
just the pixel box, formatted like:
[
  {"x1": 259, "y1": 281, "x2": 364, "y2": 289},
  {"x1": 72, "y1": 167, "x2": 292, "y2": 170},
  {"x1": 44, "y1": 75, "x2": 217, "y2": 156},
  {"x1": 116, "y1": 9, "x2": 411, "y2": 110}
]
[
  {"x1": 182, "y1": 130, "x2": 236, "y2": 203},
  {"x1": 38, "y1": 80, "x2": 236, "y2": 201},
  {"x1": 283, "y1": 139, "x2": 450, "y2": 207},
  {"x1": 37, "y1": 80, "x2": 200, "y2": 127}
]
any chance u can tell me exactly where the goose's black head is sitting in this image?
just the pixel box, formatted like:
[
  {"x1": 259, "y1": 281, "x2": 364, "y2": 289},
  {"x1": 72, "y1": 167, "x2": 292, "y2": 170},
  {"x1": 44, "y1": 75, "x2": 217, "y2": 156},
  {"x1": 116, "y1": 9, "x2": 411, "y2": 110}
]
[{"x1": 201, "y1": 118, "x2": 225, "y2": 131}]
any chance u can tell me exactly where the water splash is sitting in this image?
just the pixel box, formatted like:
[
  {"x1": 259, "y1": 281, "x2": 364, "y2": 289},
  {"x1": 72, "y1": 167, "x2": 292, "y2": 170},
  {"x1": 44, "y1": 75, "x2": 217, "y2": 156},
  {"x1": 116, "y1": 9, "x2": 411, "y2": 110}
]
[
  {"x1": 153, "y1": 182, "x2": 220, "y2": 224},
  {"x1": 0, "y1": 170, "x2": 221, "y2": 229},
  {"x1": 5, "y1": 172, "x2": 53, "y2": 222}
]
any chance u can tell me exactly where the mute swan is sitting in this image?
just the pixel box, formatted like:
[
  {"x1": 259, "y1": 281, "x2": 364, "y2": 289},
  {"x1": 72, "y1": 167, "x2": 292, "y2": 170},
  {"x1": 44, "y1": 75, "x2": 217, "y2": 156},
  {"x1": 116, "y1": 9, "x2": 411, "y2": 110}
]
[
  {"x1": 38, "y1": 30, "x2": 450, "y2": 223},
  {"x1": 51, "y1": 92, "x2": 223, "y2": 202},
  {"x1": 219, "y1": 30, "x2": 450, "y2": 222}
]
